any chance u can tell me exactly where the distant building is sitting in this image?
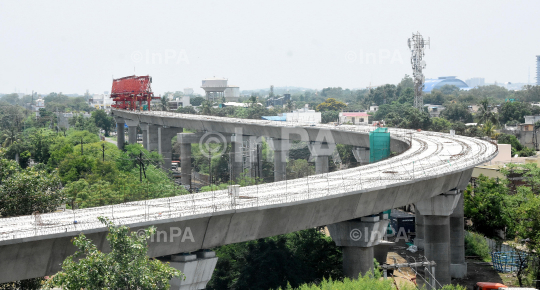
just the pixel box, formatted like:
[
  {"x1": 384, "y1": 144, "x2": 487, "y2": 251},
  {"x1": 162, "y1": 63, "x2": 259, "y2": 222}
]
[
  {"x1": 423, "y1": 76, "x2": 469, "y2": 93},
  {"x1": 184, "y1": 88, "x2": 194, "y2": 96},
  {"x1": 89, "y1": 94, "x2": 113, "y2": 111},
  {"x1": 369, "y1": 106, "x2": 379, "y2": 112},
  {"x1": 168, "y1": 96, "x2": 191, "y2": 110},
  {"x1": 424, "y1": 104, "x2": 445, "y2": 118},
  {"x1": 266, "y1": 94, "x2": 291, "y2": 107},
  {"x1": 465, "y1": 77, "x2": 485, "y2": 88},
  {"x1": 339, "y1": 112, "x2": 369, "y2": 125},
  {"x1": 285, "y1": 105, "x2": 321, "y2": 123},
  {"x1": 525, "y1": 115, "x2": 540, "y2": 124},
  {"x1": 224, "y1": 86, "x2": 240, "y2": 102}
]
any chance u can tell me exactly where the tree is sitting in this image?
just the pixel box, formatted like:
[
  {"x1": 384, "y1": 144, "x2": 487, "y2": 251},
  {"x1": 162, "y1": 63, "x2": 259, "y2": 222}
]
[
  {"x1": 464, "y1": 176, "x2": 511, "y2": 238},
  {"x1": 321, "y1": 111, "x2": 339, "y2": 124},
  {"x1": 366, "y1": 85, "x2": 397, "y2": 106},
  {"x1": 476, "y1": 98, "x2": 499, "y2": 125},
  {"x1": 92, "y1": 110, "x2": 114, "y2": 136},
  {"x1": 316, "y1": 98, "x2": 347, "y2": 112},
  {"x1": 207, "y1": 229, "x2": 342, "y2": 290},
  {"x1": 430, "y1": 117, "x2": 452, "y2": 132},
  {"x1": 439, "y1": 84, "x2": 460, "y2": 95},
  {"x1": 45, "y1": 217, "x2": 182, "y2": 290},
  {"x1": 440, "y1": 103, "x2": 473, "y2": 123},
  {"x1": 498, "y1": 101, "x2": 531, "y2": 124},
  {"x1": 397, "y1": 74, "x2": 414, "y2": 90},
  {"x1": 160, "y1": 94, "x2": 169, "y2": 111},
  {"x1": 190, "y1": 96, "x2": 205, "y2": 106}
]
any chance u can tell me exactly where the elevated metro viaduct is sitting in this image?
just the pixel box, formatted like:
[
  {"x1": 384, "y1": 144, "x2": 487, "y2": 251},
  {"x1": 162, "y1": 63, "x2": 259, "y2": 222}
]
[{"x1": 0, "y1": 109, "x2": 498, "y2": 289}]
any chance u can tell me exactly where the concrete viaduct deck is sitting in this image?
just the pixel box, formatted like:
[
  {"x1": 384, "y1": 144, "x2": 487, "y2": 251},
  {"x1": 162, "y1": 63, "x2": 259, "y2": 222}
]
[{"x1": 0, "y1": 109, "x2": 498, "y2": 285}]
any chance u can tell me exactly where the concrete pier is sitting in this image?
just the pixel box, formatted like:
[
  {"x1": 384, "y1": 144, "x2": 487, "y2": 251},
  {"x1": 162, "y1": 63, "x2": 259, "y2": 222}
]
[
  {"x1": 158, "y1": 126, "x2": 183, "y2": 170},
  {"x1": 114, "y1": 117, "x2": 125, "y2": 150},
  {"x1": 125, "y1": 119, "x2": 139, "y2": 145},
  {"x1": 415, "y1": 210, "x2": 424, "y2": 249},
  {"x1": 450, "y1": 192, "x2": 466, "y2": 278},
  {"x1": 230, "y1": 134, "x2": 244, "y2": 181},
  {"x1": 268, "y1": 138, "x2": 290, "y2": 182},
  {"x1": 180, "y1": 142, "x2": 191, "y2": 188},
  {"x1": 165, "y1": 250, "x2": 218, "y2": 290},
  {"x1": 328, "y1": 217, "x2": 389, "y2": 279},
  {"x1": 147, "y1": 124, "x2": 159, "y2": 151},
  {"x1": 416, "y1": 191, "x2": 461, "y2": 287},
  {"x1": 308, "y1": 141, "x2": 334, "y2": 174},
  {"x1": 139, "y1": 123, "x2": 149, "y2": 150}
]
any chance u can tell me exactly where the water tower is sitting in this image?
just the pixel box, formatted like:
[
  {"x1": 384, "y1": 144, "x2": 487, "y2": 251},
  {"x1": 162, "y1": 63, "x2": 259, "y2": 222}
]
[{"x1": 201, "y1": 77, "x2": 228, "y2": 102}]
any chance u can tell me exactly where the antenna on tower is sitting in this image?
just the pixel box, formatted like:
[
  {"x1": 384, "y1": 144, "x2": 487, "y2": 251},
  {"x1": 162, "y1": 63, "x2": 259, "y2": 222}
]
[{"x1": 408, "y1": 32, "x2": 430, "y2": 111}]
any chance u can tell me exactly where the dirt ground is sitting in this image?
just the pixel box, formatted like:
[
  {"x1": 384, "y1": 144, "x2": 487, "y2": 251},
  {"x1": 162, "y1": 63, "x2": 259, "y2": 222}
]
[{"x1": 386, "y1": 237, "x2": 504, "y2": 290}]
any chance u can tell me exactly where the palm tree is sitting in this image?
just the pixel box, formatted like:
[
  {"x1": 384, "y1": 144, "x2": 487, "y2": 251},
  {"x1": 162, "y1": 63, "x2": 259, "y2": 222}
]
[
  {"x1": 482, "y1": 120, "x2": 495, "y2": 138},
  {"x1": 477, "y1": 98, "x2": 498, "y2": 126}
]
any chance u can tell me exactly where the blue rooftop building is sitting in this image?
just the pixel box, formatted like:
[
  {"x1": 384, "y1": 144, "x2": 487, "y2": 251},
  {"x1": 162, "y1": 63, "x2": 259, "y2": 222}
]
[{"x1": 423, "y1": 76, "x2": 469, "y2": 93}]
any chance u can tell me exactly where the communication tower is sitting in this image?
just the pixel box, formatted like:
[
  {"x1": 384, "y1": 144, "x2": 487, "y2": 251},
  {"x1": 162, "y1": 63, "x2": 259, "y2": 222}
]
[{"x1": 408, "y1": 32, "x2": 430, "y2": 110}]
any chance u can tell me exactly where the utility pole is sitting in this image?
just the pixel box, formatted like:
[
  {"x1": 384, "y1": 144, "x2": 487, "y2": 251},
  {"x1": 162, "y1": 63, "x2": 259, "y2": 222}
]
[{"x1": 101, "y1": 142, "x2": 105, "y2": 161}]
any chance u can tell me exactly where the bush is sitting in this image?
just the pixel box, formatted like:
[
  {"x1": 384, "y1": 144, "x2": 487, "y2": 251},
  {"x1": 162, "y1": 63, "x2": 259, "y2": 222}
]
[
  {"x1": 280, "y1": 274, "x2": 467, "y2": 290},
  {"x1": 465, "y1": 232, "x2": 491, "y2": 262}
]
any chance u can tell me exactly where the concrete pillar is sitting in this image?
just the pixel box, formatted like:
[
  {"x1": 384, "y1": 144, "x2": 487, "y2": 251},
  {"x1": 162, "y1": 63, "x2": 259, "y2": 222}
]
[
  {"x1": 180, "y1": 142, "x2": 191, "y2": 188},
  {"x1": 352, "y1": 147, "x2": 370, "y2": 165},
  {"x1": 178, "y1": 132, "x2": 233, "y2": 186},
  {"x1": 308, "y1": 141, "x2": 334, "y2": 174},
  {"x1": 165, "y1": 250, "x2": 218, "y2": 290},
  {"x1": 315, "y1": 156, "x2": 329, "y2": 174},
  {"x1": 147, "y1": 124, "x2": 159, "y2": 151},
  {"x1": 415, "y1": 210, "x2": 425, "y2": 250},
  {"x1": 231, "y1": 137, "x2": 243, "y2": 181},
  {"x1": 114, "y1": 116, "x2": 125, "y2": 150},
  {"x1": 158, "y1": 126, "x2": 183, "y2": 171},
  {"x1": 139, "y1": 123, "x2": 149, "y2": 150},
  {"x1": 268, "y1": 138, "x2": 290, "y2": 182},
  {"x1": 343, "y1": 247, "x2": 374, "y2": 278},
  {"x1": 450, "y1": 192, "x2": 466, "y2": 278},
  {"x1": 416, "y1": 191, "x2": 461, "y2": 288},
  {"x1": 328, "y1": 217, "x2": 389, "y2": 279},
  {"x1": 125, "y1": 119, "x2": 139, "y2": 145},
  {"x1": 374, "y1": 240, "x2": 395, "y2": 265}
]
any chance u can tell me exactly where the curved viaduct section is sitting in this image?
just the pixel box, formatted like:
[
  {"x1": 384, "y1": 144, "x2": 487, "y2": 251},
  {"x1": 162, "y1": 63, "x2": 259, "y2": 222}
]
[{"x1": 0, "y1": 110, "x2": 498, "y2": 283}]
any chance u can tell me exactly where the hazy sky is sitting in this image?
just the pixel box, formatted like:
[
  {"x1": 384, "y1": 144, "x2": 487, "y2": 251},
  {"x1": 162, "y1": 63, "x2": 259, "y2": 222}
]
[{"x1": 1, "y1": 0, "x2": 539, "y2": 95}]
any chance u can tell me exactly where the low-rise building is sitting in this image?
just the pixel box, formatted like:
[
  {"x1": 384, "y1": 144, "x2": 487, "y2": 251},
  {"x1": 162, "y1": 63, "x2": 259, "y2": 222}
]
[
  {"x1": 339, "y1": 112, "x2": 369, "y2": 125},
  {"x1": 285, "y1": 105, "x2": 321, "y2": 123},
  {"x1": 424, "y1": 104, "x2": 445, "y2": 118}
]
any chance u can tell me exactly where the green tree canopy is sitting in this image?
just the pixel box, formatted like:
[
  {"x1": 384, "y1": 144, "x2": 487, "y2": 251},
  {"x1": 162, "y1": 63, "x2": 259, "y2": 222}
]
[
  {"x1": 45, "y1": 217, "x2": 182, "y2": 290},
  {"x1": 316, "y1": 98, "x2": 347, "y2": 112}
]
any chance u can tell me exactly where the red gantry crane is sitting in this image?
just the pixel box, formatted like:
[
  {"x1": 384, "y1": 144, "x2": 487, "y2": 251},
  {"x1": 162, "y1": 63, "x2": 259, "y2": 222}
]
[{"x1": 110, "y1": 75, "x2": 159, "y2": 111}]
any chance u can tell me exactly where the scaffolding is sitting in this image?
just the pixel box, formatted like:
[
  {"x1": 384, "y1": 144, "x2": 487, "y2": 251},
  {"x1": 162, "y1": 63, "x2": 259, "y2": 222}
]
[{"x1": 369, "y1": 127, "x2": 390, "y2": 163}]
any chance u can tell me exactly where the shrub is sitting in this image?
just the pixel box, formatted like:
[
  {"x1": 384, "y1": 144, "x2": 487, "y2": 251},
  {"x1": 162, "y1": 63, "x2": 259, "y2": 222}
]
[{"x1": 465, "y1": 232, "x2": 491, "y2": 262}]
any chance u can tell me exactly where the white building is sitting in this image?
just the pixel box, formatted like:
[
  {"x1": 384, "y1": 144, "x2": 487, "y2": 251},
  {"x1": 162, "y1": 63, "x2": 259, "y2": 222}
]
[
  {"x1": 89, "y1": 94, "x2": 113, "y2": 110},
  {"x1": 369, "y1": 106, "x2": 379, "y2": 112},
  {"x1": 339, "y1": 112, "x2": 369, "y2": 124},
  {"x1": 524, "y1": 115, "x2": 540, "y2": 124},
  {"x1": 224, "y1": 86, "x2": 240, "y2": 102},
  {"x1": 285, "y1": 105, "x2": 321, "y2": 123}
]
